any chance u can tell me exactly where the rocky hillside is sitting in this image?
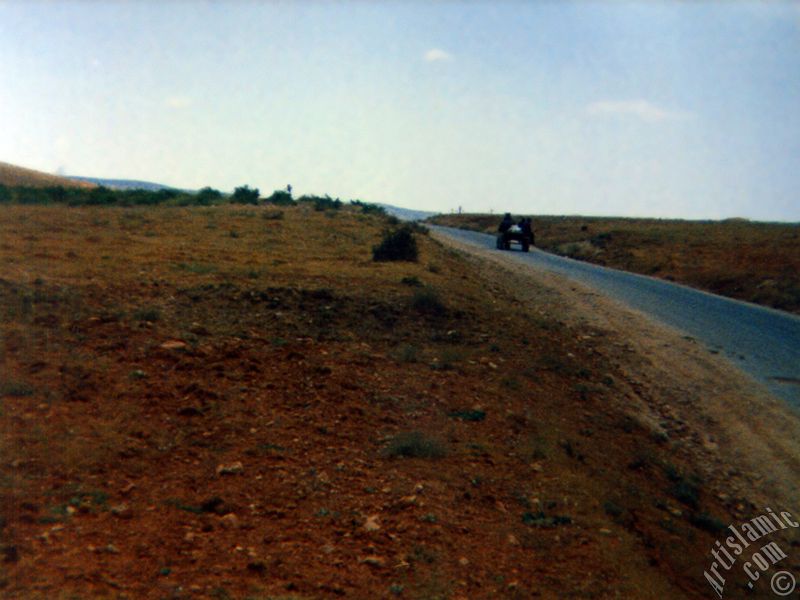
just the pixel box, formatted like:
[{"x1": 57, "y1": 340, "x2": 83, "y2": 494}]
[
  {"x1": 0, "y1": 161, "x2": 95, "y2": 190},
  {"x1": 1, "y1": 204, "x2": 796, "y2": 599}
]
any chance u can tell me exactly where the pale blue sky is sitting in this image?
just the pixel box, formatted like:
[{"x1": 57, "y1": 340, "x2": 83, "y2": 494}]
[{"x1": 1, "y1": 1, "x2": 798, "y2": 220}]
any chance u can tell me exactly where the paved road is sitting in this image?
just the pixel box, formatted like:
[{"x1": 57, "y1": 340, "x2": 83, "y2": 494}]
[{"x1": 433, "y1": 226, "x2": 800, "y2": 408}]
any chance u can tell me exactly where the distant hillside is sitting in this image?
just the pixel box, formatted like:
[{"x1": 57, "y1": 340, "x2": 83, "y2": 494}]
[
  {"x1": 377, "y1": 203, "x2": 437, "y2": 221},
  {"x1": 0, "y1": 161, "x2": 95, "y2": 189},
  {"x1": 68, "y1": 176, "x2": 174, "y2": 191}
]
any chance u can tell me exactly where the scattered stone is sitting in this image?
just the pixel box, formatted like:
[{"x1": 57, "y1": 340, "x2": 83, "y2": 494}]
[
  {"x1": 89, "y1": 544, "x2": 120, "y2": 554},
  {"x1": 361, "y1": 555, "x2": 385, "y2": 568},
  {"x1": 669, "y1": 507, "x2": 683, "y2": 517},
  {"x1": 216, "y1": 462, "x2": 244, "y2": 476},
  {"x1": 220, "y1": 513, "x2": 240, "y2": 529},
  {"x1": 458, "y1": 557, "x2": 470, "y2": 566},
  {"x1": 599, "y1": 528, "x2": 612, "y2": 535},
  {"x1": 120, "y1": 482, "x2": 136, "y2": 496},
  {"x1": 159, "y1": 340, "x2": 187, "y2": 350},
  {"x1": 364, "y1": 515, "x2": 381, "y2": 532},
  {"x1": 507, "y1": 534, "x2": 519, "y2": 546},
  {"x1": 111, "y1": 503, "x2": 133, "y2": 519}
]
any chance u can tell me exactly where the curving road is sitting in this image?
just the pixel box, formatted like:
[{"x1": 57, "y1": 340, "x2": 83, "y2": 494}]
[{"x1": 432, "y1": 226, "x2": 800, "y2": 409}]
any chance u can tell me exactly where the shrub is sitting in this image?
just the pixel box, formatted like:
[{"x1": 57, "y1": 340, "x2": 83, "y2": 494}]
[
  {"x1": 132, "y1": 307, "x2": 160, "y2": 322},
  {"x1": 411, "y1": 287, "x2": 446, "y2": 316},
  {"x1": 231, "y1": 185, "x2": 260, "y2": 205},
  {"x1": 384, "y1": 431, "x2": 446, "y2": 459},
  {"x1": 688, "y1": 512, "x2": 727, "y2": 534},
  {"x1": 521, "y1": 511, "x2": 572, "y2": 527},
  {"x1": 0, "y1": 184, "x2": 11, "y2": 203},
  {"x1": 195, "y1": 187, "x2": 223, "y2": 205},
  {"x1": 373, "y1": 226, "x2": 418, "y2": 262},
  {"x1": 603, "y1": 500, "x2": 624, "y2": 518},
  {"x1": 44, "y1": 186, "x2": 67, "y2": 203},
  {"x1": 16, "y1": 187, "x2": 51, "y2": 205},
  {"x1": 297, "y1": 194, "x2": 341, "y2": 211},
  {"x1": 84, "y1": 186, "x2": 116, "y2": 205},
  {"x1": 0, "y1": 381, "x2": 35, "y2": 397},
  {"x1": 448, "y1": 409, "x2": 486, "y2": 422},
  {"x1": 351, "y1": 199, "x2": 386, "y2": 215},
  {"x1": 265, "y1": 190, "x2": 295, "y2": 205},
  {"x1": 392, "y1": 343, "x2": 419, "y2": 363},
  {"x1": 664, "y1": 464, "x2": 702, "y2": 509}
]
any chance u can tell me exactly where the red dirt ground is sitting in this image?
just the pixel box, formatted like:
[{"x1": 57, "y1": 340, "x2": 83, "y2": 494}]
[{"x1": 1, "y1": 205, "x2": 798, "y2": 599}]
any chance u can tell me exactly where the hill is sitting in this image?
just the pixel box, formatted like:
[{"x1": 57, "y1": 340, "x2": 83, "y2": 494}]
[
  {"x1": 377, "y1": 203, "x2": 437, "y2": 222},
  {"x1": 429, "y1": 213, "x2": 800, "y2": 314},
  {"x1": 0, "y1": 161, "x2": 95, "y2": 189},
  {"x1": 68, "y1": 176, "x2": 174, "y2": 191},
  {"x1": 1, "y1": 204, "x2": 797, "y2": 598}
]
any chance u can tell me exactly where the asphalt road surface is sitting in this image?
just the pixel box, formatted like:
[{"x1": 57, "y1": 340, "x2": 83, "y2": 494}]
[{"x1": 433, "y1": 226, "x2": 800, "y2": 409}]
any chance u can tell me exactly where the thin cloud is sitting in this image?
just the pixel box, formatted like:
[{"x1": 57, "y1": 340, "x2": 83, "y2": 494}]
[
  {"x1": 424, "y1": 48, "x2": 452, "y2": 63},
  {"x1": 585, "y1": 99, "x2": 689, "y2": 122},
  {"x1": 165, "y1": 95, "x2": 192, "y2": 110}
]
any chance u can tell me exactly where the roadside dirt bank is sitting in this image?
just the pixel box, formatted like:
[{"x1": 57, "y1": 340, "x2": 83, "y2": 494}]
[{"x1": 432, "y1": 230, "x2": 800, "y2": 512}]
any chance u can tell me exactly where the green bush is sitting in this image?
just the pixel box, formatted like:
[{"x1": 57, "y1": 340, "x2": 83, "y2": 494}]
[
  {"x1": 265, "y1": 190, "x2": 295, "y2": 205},
  {"x1": 0, "y1": 380, "x2": 35, "y2": 397},
  {"x1": 448, "y1": 409, "x2": 486, "y2": 422},
  {"x1": 664, "y1": 464, "x2": 702, "y2": 509},
  {"x1": 688, "y1": 512, "x2": 727, "y2": 534},
  {"x1": 351, "y1": 199, "x2": 386, "y2": 215},
  {"x1": 86, "y1": 186, "x2": 117, "y2": 205},
  {"x1": 16, "y1": 187, "x2": 51, "y2": 204},
  {"x1": 296, "y1": 194, "x2": 341, "y2": 210},
  {"x1": 132, "y1": 307, "x2": 161, "y2": 322},
  {"x1": 401, "y1": 276, "x2": 422, "y2": 287},
  {"x1": 195, "y1": 187, "x2": 223, "y2": 205},
  {"x1": 411, "y1": 287, "x2": 446, "y2": 316},
  {"x1": 0, "y1": 184, "x2": 11, "y2": 203},
  {"x1": 384, "y1": 431, "x2": 446, "y2": 459},
  {"x1": 373, "y1": 226, "x2": 418, "y2": 262},
  {"x1": 231, "y1": 185, "x2": 260, "y2": 205}
]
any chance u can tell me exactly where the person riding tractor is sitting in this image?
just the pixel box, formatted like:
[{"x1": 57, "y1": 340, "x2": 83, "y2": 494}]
[{"x1": 496, "y1": 214, "x2": 534, "y2": 252}]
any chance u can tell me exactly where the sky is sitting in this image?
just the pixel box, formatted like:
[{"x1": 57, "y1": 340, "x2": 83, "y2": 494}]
[{"x1": 1, "y1": 1, "x2": 798, "y2": 221}]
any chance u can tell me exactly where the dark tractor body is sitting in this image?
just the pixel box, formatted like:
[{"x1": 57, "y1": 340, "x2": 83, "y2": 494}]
[{"x1": 496, "y1": 226, "x2": 534, "y2": 252}]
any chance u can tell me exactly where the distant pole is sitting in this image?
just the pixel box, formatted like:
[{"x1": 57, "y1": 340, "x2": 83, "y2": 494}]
[
  {"x1": 458, "y1": 205, "x2": 462, "y2": 214},
  {"x1": 286, "y1": 184, "x2": 292, "y2": 196}
]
